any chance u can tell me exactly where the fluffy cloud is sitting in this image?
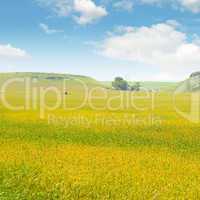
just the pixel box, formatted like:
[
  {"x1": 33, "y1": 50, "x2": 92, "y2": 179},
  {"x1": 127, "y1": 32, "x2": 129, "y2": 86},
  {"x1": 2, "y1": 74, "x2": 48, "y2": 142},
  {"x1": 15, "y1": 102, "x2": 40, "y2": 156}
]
[
  {"x1": 180, "y1": 0, "x2": 200, "y2": 13},
  {"x1": 100, "y1": 21, "x2": 200, "y2": 71},
  {"x1": 36, "y1": 0, "x2": 73, "y2": 16},
  {"x1": 140, "y1": 0, "x2": 164, "y2": 4},
  {"x1": 0, "y1": 44, "x2": 29, "y2": 58},
  {"x1": 37, "y1": 0, "x2": 107, "y2": 25},
  {"x1": 74, "y1": 0, "x2": 107, "y2": 24},
  {"x1": 140, "y1": 0, "x2": 200, "y2": 13},
  {"x1": 39, "y1": 23, "x2": 64, "y2": 34},
  {"x1": 113, "y1": 0, "x2": 134, "y2": 11},
  {"x1": 53, "y1": 0, "x2": 73, "y2": 16}
]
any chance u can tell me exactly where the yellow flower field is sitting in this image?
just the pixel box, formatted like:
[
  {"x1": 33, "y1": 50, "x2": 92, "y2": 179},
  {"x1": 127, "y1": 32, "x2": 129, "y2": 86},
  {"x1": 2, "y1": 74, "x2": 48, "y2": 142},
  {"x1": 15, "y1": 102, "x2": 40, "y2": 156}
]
[{"x1": 0, "y1": 80, "x2": 200, "y2": 199}]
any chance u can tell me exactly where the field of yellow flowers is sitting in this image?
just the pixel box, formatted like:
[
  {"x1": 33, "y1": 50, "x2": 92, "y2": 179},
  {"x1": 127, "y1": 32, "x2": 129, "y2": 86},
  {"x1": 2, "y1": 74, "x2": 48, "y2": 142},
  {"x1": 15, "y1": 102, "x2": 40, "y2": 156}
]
[{"x1": 0, "y1": 78, "x2": 200, "y2": 199}]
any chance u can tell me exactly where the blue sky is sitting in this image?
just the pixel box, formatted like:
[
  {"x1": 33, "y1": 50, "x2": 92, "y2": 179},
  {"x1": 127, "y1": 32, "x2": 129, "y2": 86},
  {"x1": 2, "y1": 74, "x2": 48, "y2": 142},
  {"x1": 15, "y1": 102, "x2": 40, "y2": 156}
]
[{"x1": 1, "y1": 0, "x2": 200, "y2": 81}]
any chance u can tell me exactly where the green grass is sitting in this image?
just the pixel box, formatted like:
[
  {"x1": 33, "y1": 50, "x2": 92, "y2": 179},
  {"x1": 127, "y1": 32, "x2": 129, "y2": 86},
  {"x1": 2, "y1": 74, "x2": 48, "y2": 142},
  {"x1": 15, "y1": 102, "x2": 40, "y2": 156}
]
[{"x1": 0, "y1": 73, "x2": 200, "y2": 199}]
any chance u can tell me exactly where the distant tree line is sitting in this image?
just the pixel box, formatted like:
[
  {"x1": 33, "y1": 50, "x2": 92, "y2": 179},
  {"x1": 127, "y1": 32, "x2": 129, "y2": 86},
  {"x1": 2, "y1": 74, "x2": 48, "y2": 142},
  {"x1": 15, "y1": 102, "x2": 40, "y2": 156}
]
[{"x1": 112, "y1": 77, "x2": 140, "y2": 91}]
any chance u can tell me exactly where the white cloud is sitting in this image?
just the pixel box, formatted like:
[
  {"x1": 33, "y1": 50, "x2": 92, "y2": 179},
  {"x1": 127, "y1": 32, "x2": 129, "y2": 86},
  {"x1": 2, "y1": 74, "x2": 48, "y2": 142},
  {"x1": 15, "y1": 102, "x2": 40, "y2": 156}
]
[
  {"x1": 140, "y1": 0, "x2": 200, "y2": 13},
  {"x1": 0, "y1": 44, "x2": 29, "y2": 58},
  {"x1": 39, "y1": 23, "x2": 64, "y2": 34},
  {"x1": 179, "y1": 0, "x2": 200, "y2": 13},
  {"x1": 73, "y1": 0, "x2": 107, "y2": 25},
  {"x1": 37, "y1": 0, "x2": 107, "y2": 25},
  {"x1": 53, "y1": 0, "x2": 73, "y2": 16},
  {"x1": 36, "y1": 0, "x2": 73, "y2": 16},
  {"x1": 100, "y1": 22, "x2": 200, "y2": 73},
  {"x1": 140, "y1": 0, "x2": 164, "y2": 4},
  {"x1": 113, "y1": 0, "x2": 134, "y2": 11}
]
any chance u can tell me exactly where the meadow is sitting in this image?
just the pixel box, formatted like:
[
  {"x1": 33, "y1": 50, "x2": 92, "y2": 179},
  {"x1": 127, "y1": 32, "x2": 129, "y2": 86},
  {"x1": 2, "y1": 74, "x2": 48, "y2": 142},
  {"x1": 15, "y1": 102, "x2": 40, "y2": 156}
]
[{"x1": 0, "y1": 73, "x2": 200, "y2": 199}]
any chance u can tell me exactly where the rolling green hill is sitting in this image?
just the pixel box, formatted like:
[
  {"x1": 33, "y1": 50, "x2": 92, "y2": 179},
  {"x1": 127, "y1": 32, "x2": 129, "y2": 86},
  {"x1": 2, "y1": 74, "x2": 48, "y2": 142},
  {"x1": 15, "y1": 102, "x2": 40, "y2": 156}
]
[
  {"x1": 0, "y1": 72, "x2": 102, "y2": 87},
  {"x1": 0, "y1": 72, "x2": 180, "y2": 92},
  {"x1": 101, "y1": 81, "x2": 179, "y2": 91}
]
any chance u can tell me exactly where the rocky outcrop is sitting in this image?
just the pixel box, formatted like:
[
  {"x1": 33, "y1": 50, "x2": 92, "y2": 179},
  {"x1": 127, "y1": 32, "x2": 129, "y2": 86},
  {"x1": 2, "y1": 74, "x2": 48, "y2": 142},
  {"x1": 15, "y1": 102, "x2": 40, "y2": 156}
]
[
  {"x1": 175, "y1": 72, "x2": 200, "y2": 92},
  {"x1": 189, "y1": 72, "x2": 200, "y2": 91}
]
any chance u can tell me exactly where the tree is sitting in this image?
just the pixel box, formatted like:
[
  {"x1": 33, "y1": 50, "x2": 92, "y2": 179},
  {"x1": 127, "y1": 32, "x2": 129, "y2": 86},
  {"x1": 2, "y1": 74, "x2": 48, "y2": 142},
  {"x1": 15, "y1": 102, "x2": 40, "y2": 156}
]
[
  {"x1": 130, "y1": 82, "x2": 141, "y2": 91},
  {"x1": 112, "y1": 77, "x2": 128, "y2": 91}
]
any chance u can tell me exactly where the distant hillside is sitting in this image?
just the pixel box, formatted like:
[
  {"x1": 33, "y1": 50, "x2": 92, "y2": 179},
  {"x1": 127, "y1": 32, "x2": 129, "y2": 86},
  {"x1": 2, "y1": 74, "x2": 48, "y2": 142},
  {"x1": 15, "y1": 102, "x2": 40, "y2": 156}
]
[
  {"x1": 135, "y1": 81, "x2": 179, "y2": 91},
  {"x1": 0, "y1": 72, "x2": 102, "y2": 87},
  {"x1": 102, "y1": 81, "x2": 179, "y2": 91},
  {"x1": 0, "y1": 72, "x2": 180, "y2": 92}
]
